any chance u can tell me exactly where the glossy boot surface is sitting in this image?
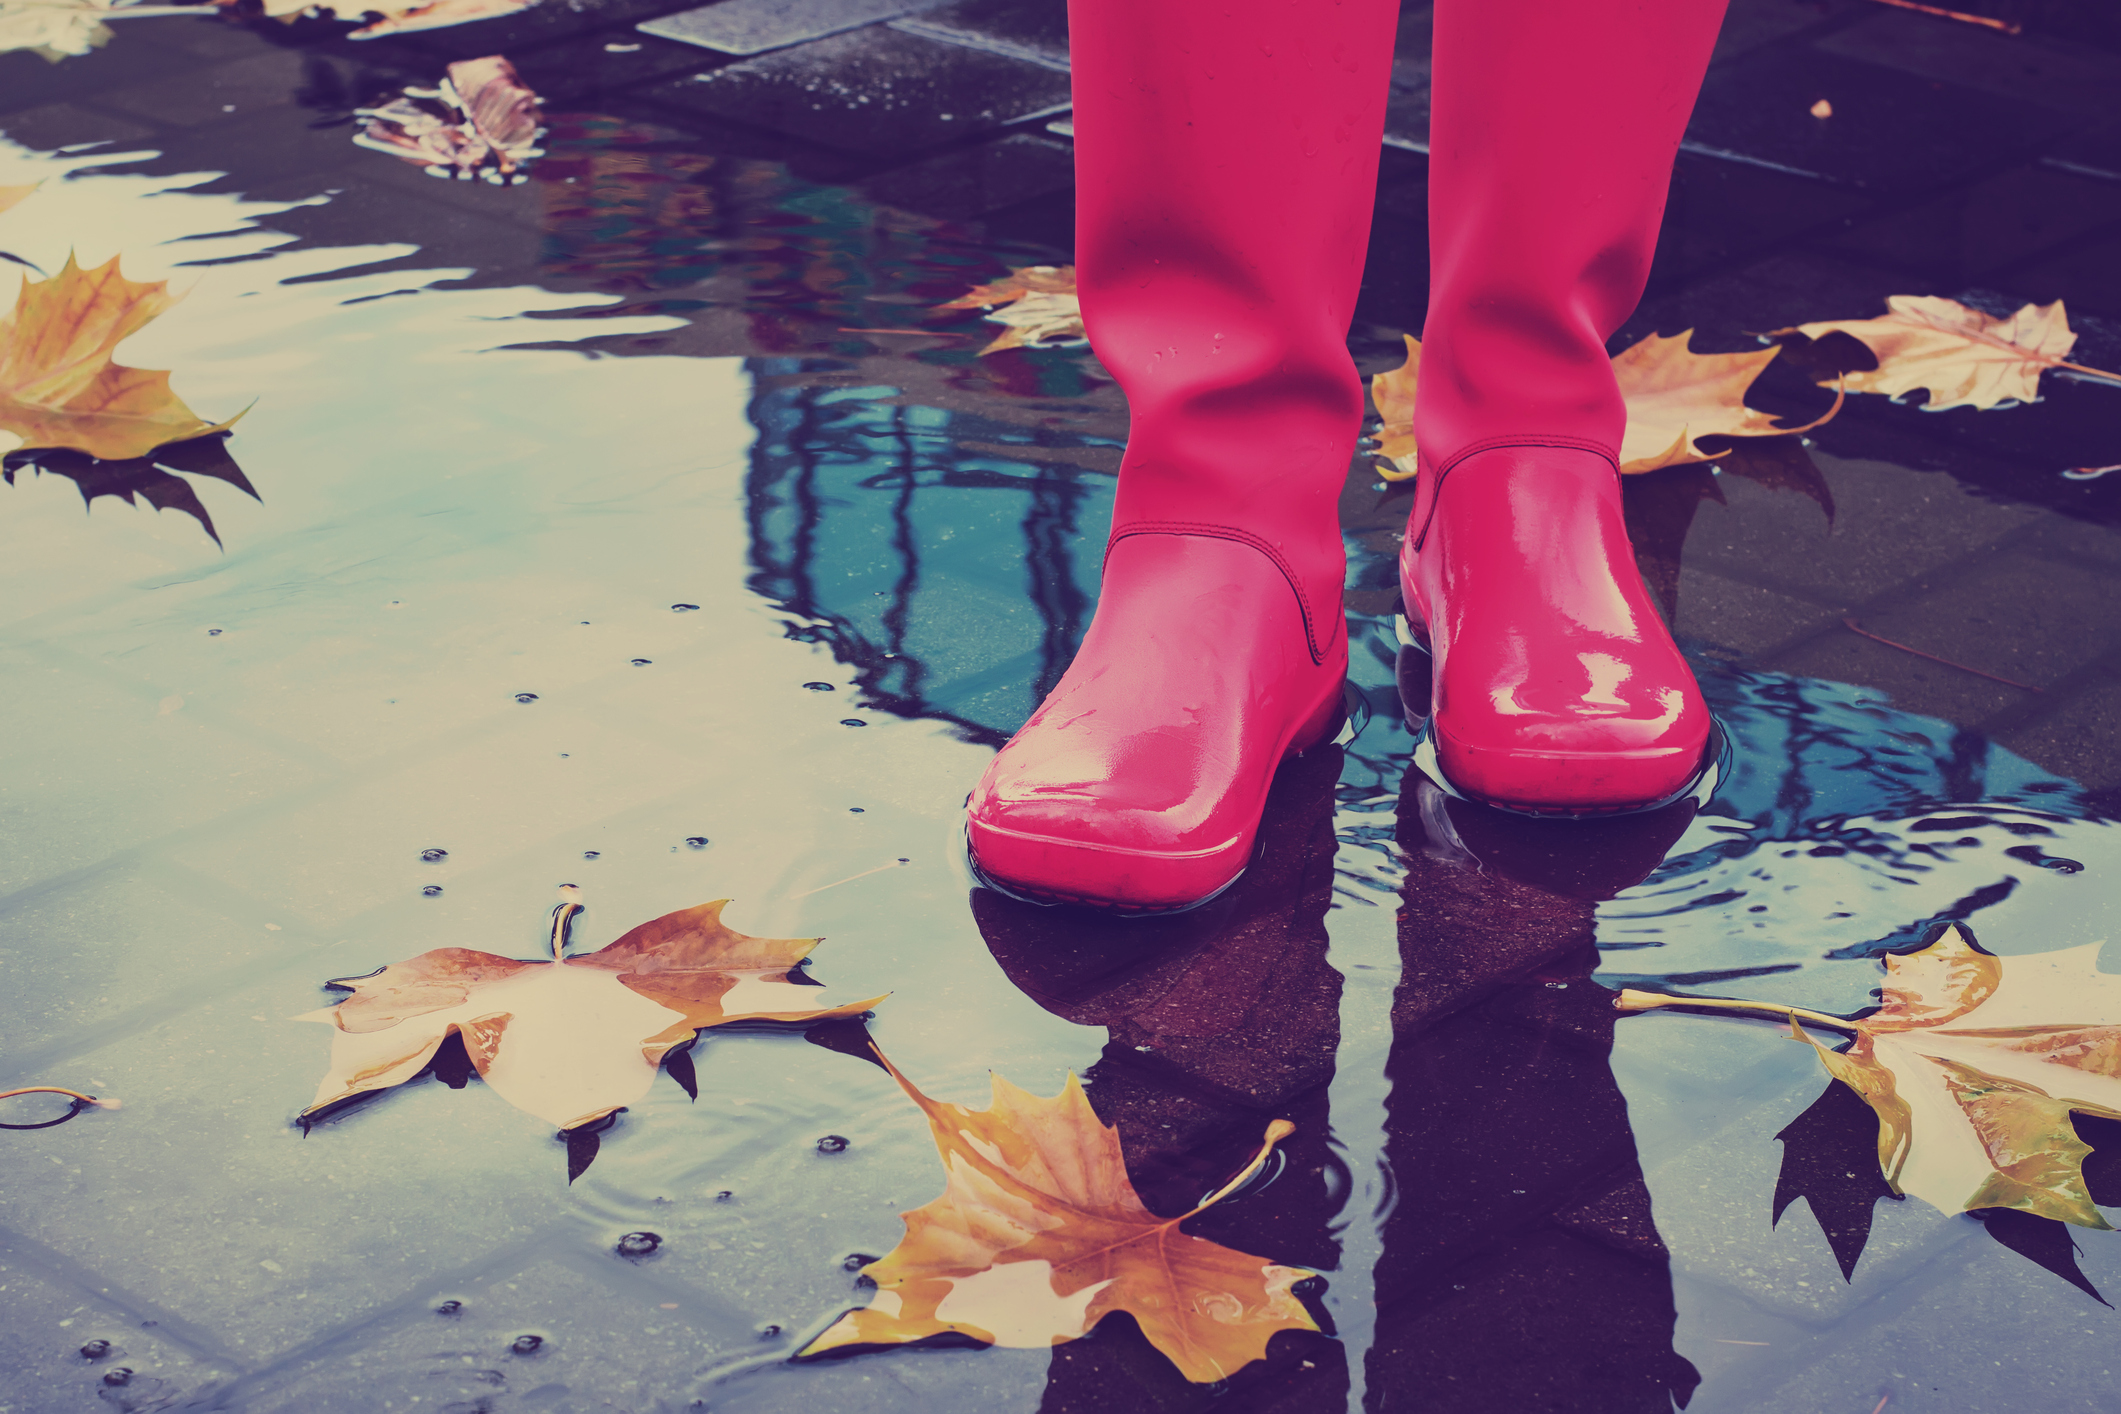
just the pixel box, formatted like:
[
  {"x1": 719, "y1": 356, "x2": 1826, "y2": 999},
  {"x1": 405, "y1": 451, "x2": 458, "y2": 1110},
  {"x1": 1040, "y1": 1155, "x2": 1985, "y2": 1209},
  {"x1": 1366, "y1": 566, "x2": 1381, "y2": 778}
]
[
  {"x1": 1403, "y1": 0, "x2": 1728, "y2": 814},
  {"x1": 1401, "y1": 447, "x2": 1710, "y2": 812},
  {"x1": 965, "y1": 0, "x2": 1398, "y2": 911}
]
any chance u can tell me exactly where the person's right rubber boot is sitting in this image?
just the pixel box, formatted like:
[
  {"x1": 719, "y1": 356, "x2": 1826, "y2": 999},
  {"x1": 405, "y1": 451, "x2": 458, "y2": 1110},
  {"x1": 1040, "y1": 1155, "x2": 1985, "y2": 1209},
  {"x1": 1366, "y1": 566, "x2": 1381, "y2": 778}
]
[
  {"x1": 964, "y1": 0, "x2": 1398, "y2": 912},
  {"x1": 1399, "y1": 0, "x2": 1728, "y2": 815}
]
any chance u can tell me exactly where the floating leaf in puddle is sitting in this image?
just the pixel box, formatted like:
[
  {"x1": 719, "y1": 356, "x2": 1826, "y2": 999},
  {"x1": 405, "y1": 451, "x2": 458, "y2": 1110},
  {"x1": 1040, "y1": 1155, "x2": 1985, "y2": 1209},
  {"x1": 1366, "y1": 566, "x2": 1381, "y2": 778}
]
[
  {"x1": 1619, "y1": 926, "x2": 2121, "y2": 1231},
  {"x1": 255, "y1": 0, "x2": 536, "y2": 39},
  {"x1": 4, "y1": 432, "x2": 258, "y2": 545},
  {"x1": 354, "y1": 55, "x2": 544, "y2": 183},
  {"x1": 800, "y1": 1048, "x2": 1316, "y2": 1382},
  {"x1": 1770, "y1": 295, "x2": 2121, "y2": 412},
  {"x1": 0, "y1": 254, "x2": 248, "y2": 461},
  {"x1": 297, "y1": 891, "x2": 886, "y2": 1178},
  {"x1": 1367, "y1": 330, "x2": 1839, "y2": 481},
  {"x1": 933, "y1": 265, "x2": 1083, "y2": 356}
]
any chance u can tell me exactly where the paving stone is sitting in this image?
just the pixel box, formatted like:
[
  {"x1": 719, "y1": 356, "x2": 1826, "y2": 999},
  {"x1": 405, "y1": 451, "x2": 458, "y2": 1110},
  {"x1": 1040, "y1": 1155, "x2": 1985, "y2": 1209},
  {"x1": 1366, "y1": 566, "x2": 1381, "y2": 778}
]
[
  {"x1": 860, "y1": 130, "x2": 1072, "y2": 220},
  {"x1": 503, "y1": 30, "x2": 717, "y2": 103},
  {"x1": 1671, "y1": 564, "x2": 1841, "y2": 659},
  {"x1": 0, "y1": 102, "x2": 155, "y2": 153},
  {"x1": 1814, "y1": 9, "x2": 2121, "y2": 119},
  {"x1": 2044, "y1": 118, "x2": 2121, "y2": 184},
  {"x1": 88, "y1": 49, "x2": 329, "y2": 129},
  {"x1": 0, "y1": 1240, "x2": 241, "y2": 1414},
  {"x1": 1680, "y1": 450, "x2": 2040, "y2": 605},
  {"x1": 1995, "y1": 680, "x2": 2121, "y2": 791},
  {"x1": 1825, "y1": 165, "x2": 2121, "y2": 296},
  {"x1": 362, "y1": 0, "x2": 704, "y2": 62},
  {"x1": 1843, "y1": 551, "x2": 2121, "y2": 693},
  {"x1": 890, "y1": 0, "x2": 1069, "y2": 70},
  {"x1": 649, "y1": 26, "x2": 1072, "y2": 156},
  {"x1": 642, "y1": 0, "x2": 956, "y2": 56},
  {"x1": 1708, "y1": 0, "x2": 1855, "y2": 65},
  {"x1": 1683, "y1": 46, "x2": 2080, "y2": 192},
  {"x1": 1652, "y1": 150, "x2": 1872, "y2": 291},
  {"x1": 1766, "y1": 625, "x2": 2034, "y2": 729}
]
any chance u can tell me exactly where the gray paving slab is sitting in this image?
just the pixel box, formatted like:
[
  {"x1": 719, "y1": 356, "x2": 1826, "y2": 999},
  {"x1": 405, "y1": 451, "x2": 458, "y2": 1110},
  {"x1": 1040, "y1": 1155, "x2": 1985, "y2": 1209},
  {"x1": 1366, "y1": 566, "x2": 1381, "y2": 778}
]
[
  {"x1": 861, "y1": 130, "x2": 1072, "y2": 220},
  {"x1": 1767, "y1": 626, "x2": 2035, "y2": 728},
  {"x1": 648, "y1": 26, "x2": 1072, "y2": 157},
  {"x1": 1845, "y1": 552, "x2": 2121, "y2": 693},
  {"x1": 1996, "y1": 682, "x2": 2121, "y2": 791},
  {"x1": 641, "y1": 0, "x2": 956, "y2": 56},
  {"x1": 1815, "y1": 9, "x2": 2121, "y2": 119},
  {"x1": 1670, "y1": 564, "x2": 1841, "y2": 658},
  {"x1": 890, "y1": 0, "x2": 1068, "y2": 70}
]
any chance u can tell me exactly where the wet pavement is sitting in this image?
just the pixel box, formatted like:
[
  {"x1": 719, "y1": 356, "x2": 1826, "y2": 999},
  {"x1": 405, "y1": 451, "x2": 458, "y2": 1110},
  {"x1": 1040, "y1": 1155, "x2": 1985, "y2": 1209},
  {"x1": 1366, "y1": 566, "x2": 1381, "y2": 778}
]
[{"x1": 2, "y1": 0, "x2": 2120, "y2": 1410}]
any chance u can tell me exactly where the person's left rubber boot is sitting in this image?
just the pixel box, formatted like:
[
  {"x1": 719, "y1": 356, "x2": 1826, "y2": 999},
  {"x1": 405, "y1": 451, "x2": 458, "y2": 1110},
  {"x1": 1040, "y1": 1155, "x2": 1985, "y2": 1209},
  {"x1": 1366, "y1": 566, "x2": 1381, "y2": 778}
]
[{"x1": 965, "y1": 0, "x2": 1399, "y2": 913}]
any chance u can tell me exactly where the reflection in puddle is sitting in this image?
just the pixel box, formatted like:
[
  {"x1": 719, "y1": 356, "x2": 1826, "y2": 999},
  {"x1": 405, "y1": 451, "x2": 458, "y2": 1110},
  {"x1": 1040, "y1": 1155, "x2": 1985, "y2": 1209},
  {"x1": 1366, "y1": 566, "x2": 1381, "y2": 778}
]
[{"x1": 2, "y1": 102, "x2": 2117, "y2": 1414}]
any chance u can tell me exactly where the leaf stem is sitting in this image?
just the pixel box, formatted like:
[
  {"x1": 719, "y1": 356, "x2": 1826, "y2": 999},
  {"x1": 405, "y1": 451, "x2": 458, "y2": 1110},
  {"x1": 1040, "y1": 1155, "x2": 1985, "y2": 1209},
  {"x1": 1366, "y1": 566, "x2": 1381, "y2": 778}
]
[
  {"x1": 1186, "y1": 1120, "x2": 1298, "y2": 1219},
  {"x1": 1613, "y1": 989, "x2": 1859, "y2": 1035},
  {"x1": 0, "y1": 1086, "x2": 118, "y2": 1108}
]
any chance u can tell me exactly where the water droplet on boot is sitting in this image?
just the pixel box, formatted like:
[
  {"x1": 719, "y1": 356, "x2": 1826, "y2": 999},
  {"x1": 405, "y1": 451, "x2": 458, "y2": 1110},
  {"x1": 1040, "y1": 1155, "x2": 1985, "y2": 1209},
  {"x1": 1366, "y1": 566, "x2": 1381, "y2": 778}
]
[
  {"x1": 421, "y1": 886, "x2": 443, "y2": 898},
  {"x1": 685, "y1": 837, "x2": 709, "y2": 849},
  {"x1": 803, "y1": 682, "x2": 835, "y2": 691},
  {"x1": 420, "y1": 848, "x2": 448, "y2": 863},
  {"x1": 515, "y1": 693, "x2": 539, "y2": 704},
  {"x1": 79, "y1": 1340, "x2": 110, "y2": 1360},
  {"x1": 510, "y1": 1334, "x2": 543, "y2": 1355},
  {"x1": 816, "y1": 1135, "x2": 849, "y2": 1154},
  {"x1": 616, "y1": 1231, "x2": 662, "y2": 1258}
]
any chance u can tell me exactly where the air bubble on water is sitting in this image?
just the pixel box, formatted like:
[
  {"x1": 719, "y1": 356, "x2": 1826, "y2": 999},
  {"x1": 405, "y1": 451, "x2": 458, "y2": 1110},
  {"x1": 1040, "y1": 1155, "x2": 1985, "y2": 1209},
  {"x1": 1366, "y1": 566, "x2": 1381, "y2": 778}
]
[
  {"x1": 206, "y1": 628, "x2": 223, "y2": 636},
  {"x1": 840, "y1": 718, "x2": 867, "y2": 727},
  {"x1": 685, "y1": 837, "x2": 709, "y2": 849},
  {"x1": 849, "y1": 807, "x2": 864, "y2": 814},
  {"x1": 435, "y1": 1300, "x2": 463, "y2": 1316},
  {"x1": 79, "y1": 1340, "x2": 110, "y2": 1360},
  {"x1": 757, "y1": 1324, "x2": 783, "y2": 1340},
  {"x1": 715, "y1": 1190, "x2": 734, "y2": 1201},
  {"x1": 631, "y1": 659, "x2": 653, "y2": 667},
  {"x1": 803, "y1": 682, "x2": 835, "y2": 691},
  {"x1": 422, "y1": 886, "x2": 443, "y2": 898},
  {"x1": 582, "y1": 851, "x2": 600, "y2": 860},
  {"x1": 897, "y1": 858, "x2": 909, "y2": 864},
  {"x1": 817, "y1": 1135, "x2": 850, "y2": 1154},
  {"x1": 1544, "y1": 982, "x2": 1568, "y2": 989},
  {"x1": 102, "y1": 1369, "x2": 133, "y2": 1387},
  {"x1": 510, "y1": 1334, "x2": 544, "y2": 1355},
  {"x1": 672, "y1": 604, "x2": 698, "y2": 612},
  {"x1": 515, "y1": 693, "x2": 539, "y2": 704},
  {"x1": 841, "y1": 1253, "x2": 876, "y2": 1272},
  {"x1": 616, "y1": 1231, "x2": 662, "y2": 1258},
  {"x1": 420, "y1": 848, "x2": 448, "y2": 863}
]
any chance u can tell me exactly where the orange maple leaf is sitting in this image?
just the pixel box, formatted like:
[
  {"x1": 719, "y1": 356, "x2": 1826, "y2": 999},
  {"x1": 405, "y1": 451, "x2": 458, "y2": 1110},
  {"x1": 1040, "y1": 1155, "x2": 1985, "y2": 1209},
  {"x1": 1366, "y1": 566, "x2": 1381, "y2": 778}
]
[
  {"x1": 801, "y1": 1050, "x2": 1317, "y2": 1383},
  {"x1": 0, "y1": 253, "x2": 243, "y2": 461},
  {"x1": 933, "y1": 265, "x2": 1084, "y2": 355},
  {"x1": 298, "y1": 895, "x2": 885, "y2": 1138},
  {"x1": 1369, "y1": 330, "x2": 1838, "y2": 480},
  {"x1": 1771, "y1": 295, "x2": 2121, "y2": 413}
]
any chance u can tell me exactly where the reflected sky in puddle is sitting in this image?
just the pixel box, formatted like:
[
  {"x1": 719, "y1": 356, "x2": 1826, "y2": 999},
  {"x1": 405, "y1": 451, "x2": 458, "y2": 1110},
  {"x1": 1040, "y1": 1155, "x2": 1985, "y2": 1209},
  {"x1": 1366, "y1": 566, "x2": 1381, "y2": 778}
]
[{"x1": 2, "y1": 107, "x2": 2117, "y2": 1414}]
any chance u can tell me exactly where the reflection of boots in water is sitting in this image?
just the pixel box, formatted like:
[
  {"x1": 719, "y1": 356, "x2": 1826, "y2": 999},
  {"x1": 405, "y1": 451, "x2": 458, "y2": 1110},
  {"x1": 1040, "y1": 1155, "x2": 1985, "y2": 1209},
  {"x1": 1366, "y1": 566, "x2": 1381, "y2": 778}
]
[
  {"x1": 964, "y1": 0, "x2": 1399, "y2": 915},
  {"x1": 1400, "y1": 0, "x2": 1726, "y2": 816},
  {"x1": 973, "y1": 747, "x2": 1349, "y2": 1412},
  {"x1": 1367, "y1": 780, "x2": 1701, "y2": 1412}
]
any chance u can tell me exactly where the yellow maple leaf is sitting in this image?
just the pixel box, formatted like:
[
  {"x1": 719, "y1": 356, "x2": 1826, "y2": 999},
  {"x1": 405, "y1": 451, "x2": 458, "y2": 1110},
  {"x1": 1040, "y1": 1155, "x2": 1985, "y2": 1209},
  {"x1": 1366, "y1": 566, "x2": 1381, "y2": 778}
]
[
  {"x1": 1367, "y1": 330, "x2": 1838, "y2": 480},
  {"x1": 0, "y1": 253, "x2": 244, "y2": 461},
  {"x1": 298, "y1": 895, "x2": 886, "y2": 1144},
  {"x1": 258, "y1": 0, "x2": 536, "y2": 39},
  {"x1": 1771, "y1": 295, "x2": 2121, "y2": 412},
  {"x1": 933, "y1": 265, "x2": 1084, "y2": 355},
  {"x1": 800, "y1": 1049, "x2": 1316, "y2": 1383},
  {"x1": 1619, "y1": 926, "x2": 2121, "y2": 1229}
]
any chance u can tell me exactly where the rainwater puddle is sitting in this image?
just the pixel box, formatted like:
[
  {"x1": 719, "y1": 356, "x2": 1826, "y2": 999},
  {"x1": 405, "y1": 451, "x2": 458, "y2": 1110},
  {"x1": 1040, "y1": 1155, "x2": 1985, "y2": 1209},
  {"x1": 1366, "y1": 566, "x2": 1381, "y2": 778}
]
[{"x1": 1, "y1": 93, "x2": 2116, "y2": 1414}]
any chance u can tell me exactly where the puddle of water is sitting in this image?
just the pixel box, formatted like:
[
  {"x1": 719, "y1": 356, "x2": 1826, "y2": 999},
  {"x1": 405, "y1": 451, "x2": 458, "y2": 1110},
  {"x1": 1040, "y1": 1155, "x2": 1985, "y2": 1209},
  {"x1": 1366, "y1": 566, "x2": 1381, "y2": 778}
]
[{"x1": 2, "y1": 82, "x2": 2118, "y2": 1414}]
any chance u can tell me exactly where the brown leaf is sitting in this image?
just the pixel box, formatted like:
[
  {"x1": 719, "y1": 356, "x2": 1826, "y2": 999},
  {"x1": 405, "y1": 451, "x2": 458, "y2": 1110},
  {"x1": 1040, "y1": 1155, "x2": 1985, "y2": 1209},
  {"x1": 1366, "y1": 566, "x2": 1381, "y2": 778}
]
[
  {"x1": 298, "y1": 896, "x2": 885, "y2": 1138},
  {"x1": 933, "y1": 266, "x2": 1083, "y2": 356},
  {"x1": 355, "y1": 56, "x2": 544, "y2": 182},
  {"x1": 1771, "y1": 295, "x2": 2121, "y2": 412},
  {"x1": 1620, "y1": 926, "x2": 2121, "y2": 1228},
  {"x1": 1365, "y1": 330, "x2": 1839, "y2": 482},
  {"x1": 0, "y1": 253, "x2": 245, "y2": 461},
  {"x1": 800, "y1": 1051, "x2": 1316, "y2": 1383}
]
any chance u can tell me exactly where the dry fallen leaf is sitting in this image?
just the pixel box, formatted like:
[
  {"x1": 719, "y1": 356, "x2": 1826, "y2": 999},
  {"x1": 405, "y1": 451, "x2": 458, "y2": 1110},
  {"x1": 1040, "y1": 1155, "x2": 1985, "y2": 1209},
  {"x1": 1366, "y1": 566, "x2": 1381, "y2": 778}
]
[
  {"x1": 933, "y1": 265, "x2": 1084, "y2": 355},
  {"x1": 1619, "y1": 926, "x2": 2121, "y2": 1228},
  {"x1": 299, "y1": 892, "x2": 885, "y2": 1174},
  {"x1": 801, "y1": 1049, "x2": 1317, "y2": 1382},
  {"x1": 1772, "y1": 295, "x2": 2121, "y2": 412},
  {"x1": 0, "y1": 253, "x2": 245, "y2": 461},
  {"x1": 256, "y1": 0, "x2": 536, "y2": 39},
  {"x1": 1369, "y1": 330, "x2": 1838, "y2": 480},
  {"x1": 354, "y1": 56, "x2": 544, "y2": 183},
  {"x1": 0, "y1": 0, "x2": 202, "y2": 63}
]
